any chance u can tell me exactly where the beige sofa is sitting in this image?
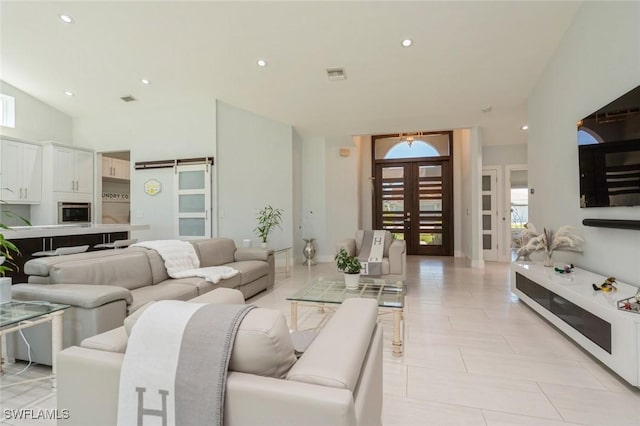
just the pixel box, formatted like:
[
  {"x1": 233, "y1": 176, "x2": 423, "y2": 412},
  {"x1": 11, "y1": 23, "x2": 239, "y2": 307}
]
[
  {"x1": 57, "y1": 289, "x2": 383, "y2": 426},
  {"x1": 9, "y1": 238, "x2": 274, "y2": 365}
]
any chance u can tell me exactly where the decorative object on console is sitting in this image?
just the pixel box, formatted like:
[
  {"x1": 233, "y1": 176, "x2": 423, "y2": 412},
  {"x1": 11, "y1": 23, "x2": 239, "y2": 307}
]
[
  {"x1": 554, "y1": 264, "x2": 575, "y2": 274},
  {"x1": 516, "y1": 223, "x2": 584, "y2": 267},
  {"x1": 617, "y1": 291, "x2": 640, "y2": 313},
  {"x1": 592, "y1": 277, "x2": 618, "y2": 292},
  {"x1": 302, "y1": 238, "x2": 316, "y2": 266},
  {"x1": 254, "y1": 205, "x2": 283, "y2": 247},
  {"x1": 335, "y1": 247, "x2": 361, "y2": 289}
]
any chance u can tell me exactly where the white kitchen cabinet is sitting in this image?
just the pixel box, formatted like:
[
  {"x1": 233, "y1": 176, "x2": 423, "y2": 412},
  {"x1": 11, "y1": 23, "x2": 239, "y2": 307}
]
[
  {"x1": 102, "y1": 157, "x2": 130, "y2": 180},
  {"x1": 0, "y1": 139, "x2": 42, "y2": 203},
  {"x1": 53, "y1": 146, "x2": 94, "y2": 194}
]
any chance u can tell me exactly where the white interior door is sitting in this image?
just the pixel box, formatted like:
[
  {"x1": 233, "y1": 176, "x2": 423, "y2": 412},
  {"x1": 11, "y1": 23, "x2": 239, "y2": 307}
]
[
  {"x1": 481, "y1": 167, "x2": 500, "y2": 262},
  {"x1": 174, "y1": 164, "x2": 211, "y2": 239}
]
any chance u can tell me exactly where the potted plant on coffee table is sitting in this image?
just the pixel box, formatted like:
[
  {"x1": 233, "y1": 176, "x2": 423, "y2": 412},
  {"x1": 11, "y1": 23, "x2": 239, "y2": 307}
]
[
  {"x1": 254, "y1": 205, "x2": 283, "y2": 248},
  {"x1": 335, "y1": 248, "x2": 362, "y2": 290}
]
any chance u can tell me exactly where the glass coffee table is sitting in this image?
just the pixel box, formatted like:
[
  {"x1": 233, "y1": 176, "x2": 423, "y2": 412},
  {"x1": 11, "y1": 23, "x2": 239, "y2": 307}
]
[
  {"x1": 1, "y1": 300, "x2": 69, "y2": 388},
  {"x1": 287, "y1": 276, "x2": 406, "y2": 356}
]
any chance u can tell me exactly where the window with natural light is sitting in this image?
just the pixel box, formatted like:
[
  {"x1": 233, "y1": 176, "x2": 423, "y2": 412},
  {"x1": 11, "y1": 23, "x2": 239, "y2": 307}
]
[
  {"x1": 384, "y1": 140, "x2": 439, "y2": 159},
  {"x1": 0, "y1": 93, "x2": 16, "y2": 128}
]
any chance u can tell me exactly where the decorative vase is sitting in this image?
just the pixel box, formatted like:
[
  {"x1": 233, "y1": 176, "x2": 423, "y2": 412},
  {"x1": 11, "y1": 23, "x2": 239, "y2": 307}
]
[
  {"x1": 0, "y1": 276, "x2": 11, "y2": 304},
  {"x1": 260, "y1": 242, "x2": 268, "y2": 249},
  {"x1": 344, "y1": 273, "x2": 360, "y2": 290},
  {"x1": 302, "y1": 238, "x2": 316, "y2": 266},
  {"x1": 544, "y1": 252, "x2": 554, "y2": 267}
]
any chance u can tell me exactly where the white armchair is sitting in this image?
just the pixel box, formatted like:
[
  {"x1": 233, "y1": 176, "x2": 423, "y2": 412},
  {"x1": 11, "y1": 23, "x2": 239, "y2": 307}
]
[{"x1": 336, "y1": 230, "x2": 406, "y2": 281}]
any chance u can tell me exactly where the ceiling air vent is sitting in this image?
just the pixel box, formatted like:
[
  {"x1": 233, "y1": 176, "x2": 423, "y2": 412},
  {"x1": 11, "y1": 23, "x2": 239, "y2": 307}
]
[
  {"x1": 120, "y1": 95, "x2": 137, "y2": 102},
  {"x1": 326, "y1": 67, "x2": 346, "y2": 81}
]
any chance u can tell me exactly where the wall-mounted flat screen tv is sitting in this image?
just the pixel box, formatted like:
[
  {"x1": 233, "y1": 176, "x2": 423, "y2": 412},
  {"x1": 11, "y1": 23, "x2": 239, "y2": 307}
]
[{"x1": 578, "y1": 85, "x2": 640, "y2": 207}]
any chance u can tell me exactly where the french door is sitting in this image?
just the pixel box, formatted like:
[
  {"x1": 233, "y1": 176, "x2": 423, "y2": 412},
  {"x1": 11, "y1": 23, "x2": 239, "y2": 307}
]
[{"x1": 375, "y1": 160, "x2": 453, "y2": 255}]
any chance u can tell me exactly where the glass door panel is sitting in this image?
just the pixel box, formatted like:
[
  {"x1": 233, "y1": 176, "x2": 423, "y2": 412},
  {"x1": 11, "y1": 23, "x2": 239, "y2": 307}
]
[
  {"x1": 179, "y1": 170, "x2": 205, "y2": 190},
  {"x1": 179, "y1": 194, "x2": 205, "y2": 213},
  {"x1": 179, "y1": 218, "x2": 206, "y2": 237},
  {"x1": 379, "y1": 166, "x2": 407, "y2": 241},
  {"x1": 417, "y1": 165, "x2": 443, "y2": 248}
]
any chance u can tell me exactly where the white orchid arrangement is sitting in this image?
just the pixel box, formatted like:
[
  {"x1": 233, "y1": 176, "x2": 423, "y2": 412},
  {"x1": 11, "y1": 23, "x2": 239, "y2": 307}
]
[{"x1": 516, "y1": 224, "x2": 584, "y2": 261}]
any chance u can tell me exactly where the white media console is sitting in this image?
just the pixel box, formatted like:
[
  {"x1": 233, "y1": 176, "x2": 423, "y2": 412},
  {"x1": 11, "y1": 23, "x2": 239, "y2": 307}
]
[{"x1": 511, "y1": 262, "x2": 640, "y2": 388}]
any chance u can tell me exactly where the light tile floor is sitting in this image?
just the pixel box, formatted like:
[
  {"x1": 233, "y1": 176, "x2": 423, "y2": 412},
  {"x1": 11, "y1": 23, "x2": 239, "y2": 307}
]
[{"x1": 1, "y1": 256, "x2": 639, "y2": 425}]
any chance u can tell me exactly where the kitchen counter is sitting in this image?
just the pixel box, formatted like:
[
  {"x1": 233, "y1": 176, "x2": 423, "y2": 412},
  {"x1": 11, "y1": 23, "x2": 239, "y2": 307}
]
[{"x1": 3, "y1": 224, "x2": 150, "y2": 239}]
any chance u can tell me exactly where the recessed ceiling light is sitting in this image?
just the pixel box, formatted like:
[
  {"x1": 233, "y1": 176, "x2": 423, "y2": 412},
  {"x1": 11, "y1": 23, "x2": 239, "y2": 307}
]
[
  {"x1": 401, "y1": 39, "x2": 412, "y2": 47},
  {"x1": 521, "y1": 125, "x2": 529, "y2": 130},
  {"x1": 141, "y1": 79, "x2": 151, "y2": 85},
  {"x1": 257, "y1": 59, "x2": 267, "y2": 67},
  {"x1": 59, "y1": 14, "x2": 74, "y2": 24},
  {"x1": 481, "y1": 105, "x2": 493, "y2": 113},
  {"x1": 64, "y1": 91, "x2": 74, "y2": 97}
]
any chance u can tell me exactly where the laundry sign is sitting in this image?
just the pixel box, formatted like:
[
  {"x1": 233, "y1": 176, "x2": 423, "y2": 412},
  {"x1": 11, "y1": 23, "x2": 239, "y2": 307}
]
[{"x1": 102, "y1": 192, "x2": 130, "y2": 202}]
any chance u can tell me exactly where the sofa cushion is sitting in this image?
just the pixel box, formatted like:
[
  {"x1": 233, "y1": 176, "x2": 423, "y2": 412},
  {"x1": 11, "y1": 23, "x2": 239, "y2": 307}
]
[
  {"x1": 226, "y1": 261, "x2": 268, "y2": 286},
  {"x1": 128, "y1": 282, "x2": 198, "y2": 313},
  {"x1": 191, "y1": 238, "x2": 236, "y2": 266},
  {"x1": 121, "y1": 301, "x2": 296, "y2": 378},
  {"x1": 131, "y1": 247, "x2": 170, "y2": 284},
  {"x1": 24, "y1": 249, "x2": 128, "y2": 277},
  {"x1": 123, "y1": 288, "x2": 246, "y2": 336},
  {"x1": 160, "y1": 277, "x2": 215, "y2": 295},
  {"x1": 81, "y1": 326, "x2": 128, "y2": 353},
  {"x1": 286, "y1": 298, "x2": 378, "y2": 391},
  {"x1": 229, "y1": 308, "x2": 297, "y2": 378},
  {"x1": 11, "y1": 283, "x2": 132, "y2": 308},
  {"x1": 49, "y1": 251, "x2": 153, "y2": 290}
]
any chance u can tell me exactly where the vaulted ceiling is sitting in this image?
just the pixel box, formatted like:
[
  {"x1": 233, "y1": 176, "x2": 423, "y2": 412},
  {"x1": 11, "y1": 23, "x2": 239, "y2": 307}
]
[{"x1": 0, "y1": 1, "x2": 581, "y2": 142}]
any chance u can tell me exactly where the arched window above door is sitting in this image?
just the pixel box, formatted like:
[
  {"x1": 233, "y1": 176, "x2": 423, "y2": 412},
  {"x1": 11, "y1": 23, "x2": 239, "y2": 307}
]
[
  {"x1": 385, "y1": 141, "x2": 439, "y2": 159},
  {"x1": 374, "y1": 132, "x2": 451, "y2": 160}
]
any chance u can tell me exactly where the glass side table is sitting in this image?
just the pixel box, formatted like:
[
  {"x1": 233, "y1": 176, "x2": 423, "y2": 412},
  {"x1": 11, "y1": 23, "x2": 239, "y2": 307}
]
[{"x1": 1, "y1": 300, "x2": 69, "y2": 388}]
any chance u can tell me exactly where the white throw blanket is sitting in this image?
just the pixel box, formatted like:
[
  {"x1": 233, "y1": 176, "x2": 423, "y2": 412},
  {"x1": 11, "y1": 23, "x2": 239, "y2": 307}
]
[
  {"x1": 172, "y1": 266, "x2": 239, "y2": 284},
  {"x1": 117, "y1": 300, "x2": 254, "y2": 426},
  {"x1": 133, "y1": 240, "x2": 239, "y2": 283},
  {"x1": 133, "y1": 240, "x2": 200, "y2": 275}
]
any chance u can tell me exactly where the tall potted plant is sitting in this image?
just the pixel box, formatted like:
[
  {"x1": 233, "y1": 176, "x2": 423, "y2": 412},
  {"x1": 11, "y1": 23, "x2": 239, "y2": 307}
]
[
  {"x1": 335, "y1": 248, "x2": 362, "y2": 290},
  {"x1": 254, "y1": 205, "x2": 283, "y2": 248}
]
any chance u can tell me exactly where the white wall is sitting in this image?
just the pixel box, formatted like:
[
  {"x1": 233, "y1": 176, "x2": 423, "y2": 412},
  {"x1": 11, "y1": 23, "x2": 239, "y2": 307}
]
[
  {"x1": 216, "y1": 101, "x2": 293, "y2": 250},
  {"x1": 458, "y1": 127, "x2": 483, "y2": 267},
  {"x1": 0, "y1": 81, "x2": 72, "y2": 143},
  {"x1": 482, "y1": 144, "x2": 527, "y2": 166},
  {"x1": 528, "y1": 1, "x2": 640, "y2": 285},
  {"x1": 355, "y1": 135, "x2": 373, "y2": 231},
  {"x1": 301, "y1": 136, "x2": 328, "y2": 261},
  {"x1": 73, "y1": 99, "x2": 217, "y2": 241},
  {"x1": 291, "y1": 130, "x2": 303, "y2": 262},
  {"x1": 325, "y1": 135, "x2": 359, "y2": 260}
]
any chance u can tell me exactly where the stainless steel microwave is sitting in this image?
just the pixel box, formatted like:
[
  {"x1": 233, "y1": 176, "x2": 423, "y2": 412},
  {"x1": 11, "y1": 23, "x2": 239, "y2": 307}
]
[{"x1": 58, "y1": 202, "x2": 92, "y2": 224}]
